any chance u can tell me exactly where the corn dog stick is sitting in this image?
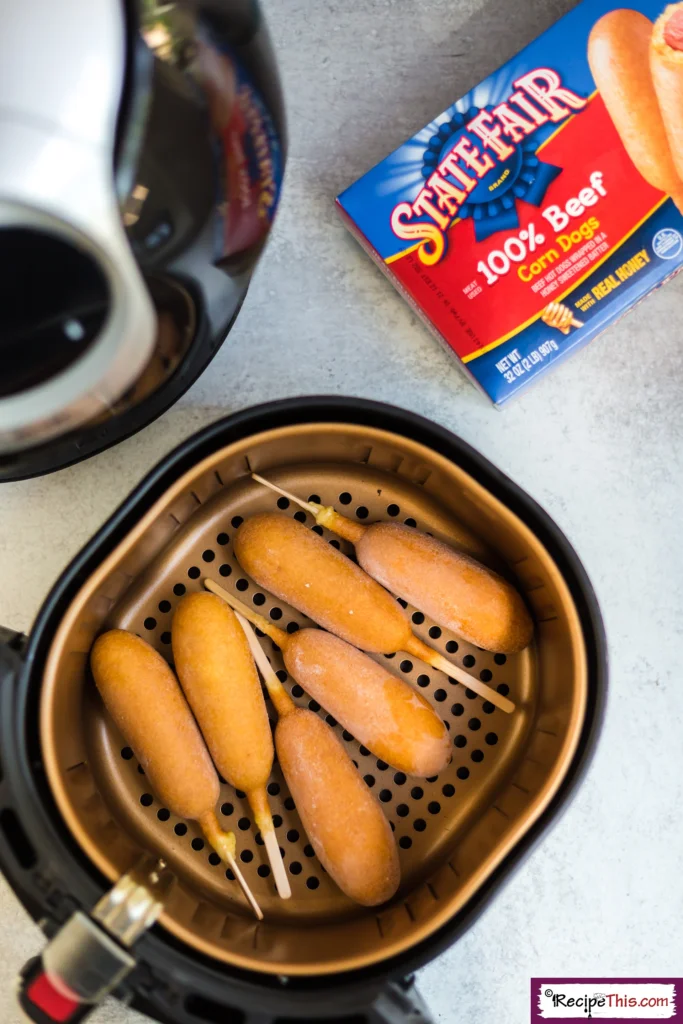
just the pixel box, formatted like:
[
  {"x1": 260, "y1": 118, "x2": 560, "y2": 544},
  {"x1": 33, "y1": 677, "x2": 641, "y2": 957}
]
[
  {"x1": 205, "y1": 577, "x2": 512, "y2": 714},
  {"x1": 249, "y1": 478, "x2": 532, "y2": 657},
  {"x1": 651, "y1": 4, "x2": 683, "y2": 182},
  {"x1": 90, "y1": 630, "x2": 262, "y2": 919},
  {"x1": 172, "y1": 593, "x2": 290, "y2": 900},
  {"x1": 252, "y1": 473, "x2": 319, "y2": 515},
  {"x1": 588, "y1": 10, "x2": 683, "y2": 211},
  {"x1": 199, "y1": 813, "x2": 264, "y2": 919}
]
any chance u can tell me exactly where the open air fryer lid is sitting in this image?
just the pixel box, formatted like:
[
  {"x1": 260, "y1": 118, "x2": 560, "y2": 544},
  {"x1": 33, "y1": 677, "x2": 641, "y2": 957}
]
[
  {"x1": 0, "y1": 0, "x2": 284, "y2": 480},
  {"x1": 0, "y1": 400, "x2": 607, "y2": 1024}
]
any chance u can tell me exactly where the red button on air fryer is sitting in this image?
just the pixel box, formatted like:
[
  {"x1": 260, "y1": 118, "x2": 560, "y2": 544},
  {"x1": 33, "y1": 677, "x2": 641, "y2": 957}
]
[{"x1": 27, "y1": 972, "x2": 81, "y2": 1022}]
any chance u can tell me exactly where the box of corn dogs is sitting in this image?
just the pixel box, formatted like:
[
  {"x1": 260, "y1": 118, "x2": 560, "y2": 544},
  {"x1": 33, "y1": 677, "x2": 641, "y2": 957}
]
[{"x1": 337, "y1": 1, "x2": 683, "y2": 404}]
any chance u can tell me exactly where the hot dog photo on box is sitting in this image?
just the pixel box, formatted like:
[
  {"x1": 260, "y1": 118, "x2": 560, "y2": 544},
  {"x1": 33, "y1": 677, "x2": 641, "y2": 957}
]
[{"x1": 337, "y1": 1, "x2": 683, "y2": 403}]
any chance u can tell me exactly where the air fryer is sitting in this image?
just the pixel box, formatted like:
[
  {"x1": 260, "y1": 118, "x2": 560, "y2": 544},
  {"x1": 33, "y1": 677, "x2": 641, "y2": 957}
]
[
  {"x1": 0, "y1": 0, "x2": 284, "y2": 481},
  {"x1": 0, "y1": 398, "x2": 606, "y2": 1024}
]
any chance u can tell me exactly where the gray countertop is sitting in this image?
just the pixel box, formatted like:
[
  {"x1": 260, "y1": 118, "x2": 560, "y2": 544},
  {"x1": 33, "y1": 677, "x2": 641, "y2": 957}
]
[{"x1": 1, "y1": 1, "x2": 682, "y2": 1021}]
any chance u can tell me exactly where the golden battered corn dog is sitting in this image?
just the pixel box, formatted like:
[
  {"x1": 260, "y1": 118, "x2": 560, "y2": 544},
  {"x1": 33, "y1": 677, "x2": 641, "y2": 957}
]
[
  {"x1": 651, "y1": 4, "x2": 683, "y2": 181},
  {"x1": 233, "y1": 512, "x2": 514, "y2": 712},
  {"x1": 204, "y1": 580, "x2": 452, "y2": 777},
  {"x1": 588, "y1": 9, "x2": 683, "y2": 210},
  {"x1": 251, "y1": 476, "x2": 532, "y2": 655},
  {"x1": 90, "y1": 630, "x2": 262, "y2": 919},
  {"x1": 172, "y1": 593, "x2": 290, "y2": 899},
  {"x1": 234, "y1": 610, "x2": 400, "y2": 907}
]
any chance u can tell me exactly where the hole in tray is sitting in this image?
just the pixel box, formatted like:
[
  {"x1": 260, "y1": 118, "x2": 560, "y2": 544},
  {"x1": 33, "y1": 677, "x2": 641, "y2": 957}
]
[
  {"x1": 121, "y1": 747, "x2": 133, "y2": 760},
  {"x1": 157, "y1": 808, "x2": 170, "y2": 821},
  {"x1": 356, "y1": 506, "x2": 368, "y2": 519},
  {"x1": 221, "y1": 803, "x2": 234, "y2": 816},
  {"x1": 411, "y1": 787, "x2": 423, "y2": 800},
  {"x1": 158, "y1": 600, "x2": 171, "y2": 613},
  {"x1": 231, "y1": 516, "x2": 243, "y2": 528},
  {"x1": 173, "y1": 583, "x2": 186, "y2": 596},
  {"x1": 404, "y1": 518, "x2": 417, "y2": 528},
  {"x1": 454, "y1": 735, "x2": 467, "y2": 748},
  {"x1": 413, "y1": 819, "x2": 426, "y2": 833},
  {"x1": 290, "y1": 861, "x2": 302, "y2": 875},
  {"x1": 446, "y1": 640, "x2": 458, "y2": 653},
  {"x1": 188, "y1": 566, "x2": 200, "y2": 580},
  {"x1": 399, "y1": 836, "x2": 412, "y2": 850},
  {"x1": 471, "y1": 750, "x2": 484, "y2": 763},
  {"x1": 217, "y1": 532, "x2": 229, "y2": 545},
  {"x1": 463, "y1": 654, "x2": 475, "y2": 668},
  {"x1": 277, "y1": 497, "x2": 290, "y2": 510},
  {"x1": 306, "y1": 877, "x2": 319, "y2": 890},
  {"x1": 442, "y1": 784, "x2": 455, "y2": 797},
  {"x1": 339, "y1": 492, "x2": 352, "y2": 505},
  {"x1": 294, "y1": 511, "x2": 307, "y2": 523},
  {"x1": 494, "y1": 653, "x2": 507, "y2": 665},
  {"x1": 485, "y1": 732, "x2": 499, "y2": 745},
  {"x1": 140, "y1": 793, "x2": 153, "y2": 806},
  {"x1": 143, "y1": 617, "x2": 156, "y2": 631},
  {"x1": 434, "y1": 688, "x2": 447, "y2": 702},
  {"x1": 219, "y1": 564, "x2": 232, "y2": 577},
  {"x1": 258, "y1": 864, "x2": 270, "y2": 877}
]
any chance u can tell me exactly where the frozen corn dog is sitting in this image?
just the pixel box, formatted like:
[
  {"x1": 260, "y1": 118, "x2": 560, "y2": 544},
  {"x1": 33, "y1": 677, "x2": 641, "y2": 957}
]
[
  {"x1": 233, "y1": 512, "x2": 513, "y2": 712},
  {"x1": 251, "y1": 475, "x2": 533, "y2": 654},
  {"x1": 90, "y1": 630, "x2": 262, "y2": 919},
  {"x1": 172, "y1": 593, "x2": 290, "y2": 899},
  {"x1": 204, "y1": 580, "x2": 451, "y2": 777},
  {"x1": 588, "y1": 9, "x2": 683, "y2": 209},
  {"x1": 234, "y1": 611, "x2": 400, "y2": 906},
  {"x1": 651, "y1": 4, "x2": 683, "y2": 181}
]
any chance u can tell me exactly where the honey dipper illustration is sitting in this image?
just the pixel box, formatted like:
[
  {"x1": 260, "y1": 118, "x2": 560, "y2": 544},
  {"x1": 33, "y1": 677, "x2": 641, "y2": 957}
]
[{"x1": 541, "y1": 301, "x2": 583, "y2": 334}]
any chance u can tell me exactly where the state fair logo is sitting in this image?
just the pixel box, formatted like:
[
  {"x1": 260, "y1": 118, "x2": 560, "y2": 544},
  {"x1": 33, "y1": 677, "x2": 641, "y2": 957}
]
[{"x1": 532, "y1": 981, "x2": 679, "y2": 1021}]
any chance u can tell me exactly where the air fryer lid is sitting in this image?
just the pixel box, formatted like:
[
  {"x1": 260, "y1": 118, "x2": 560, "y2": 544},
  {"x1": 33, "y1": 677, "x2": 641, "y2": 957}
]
[{"x1": 39, "y1": 417, "x2": 588, "y2": 978}]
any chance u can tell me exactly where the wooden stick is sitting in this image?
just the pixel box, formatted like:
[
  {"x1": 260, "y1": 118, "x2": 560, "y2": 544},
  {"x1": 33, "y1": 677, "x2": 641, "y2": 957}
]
[
  {"x1": 204, "y1": 579, "x2": 288, "y2": 647},
  {"x1": 246, "y1": 786, "x2": 291, "y2": 900},
  {"x1": 233, "y1": 609, "x2": 295, "y2": 719},
  {"x1": 408, "y1": 643, "x2": 515, "y2": 712},
  {"x1": 404, "y1": 635, "x2": 515, "y2": 714},
  {"x1": 251, "y1": 473, "x2": 320, "y2": 515},
  {"x1": 199, "y1": 812, "x2": 263, "y2": 920}
]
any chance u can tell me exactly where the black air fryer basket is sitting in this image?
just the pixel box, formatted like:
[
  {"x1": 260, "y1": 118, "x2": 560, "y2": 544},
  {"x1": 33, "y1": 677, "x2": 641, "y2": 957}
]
[{"x1": 0, "y1": 398, "x2": 606, "y2": 1024}]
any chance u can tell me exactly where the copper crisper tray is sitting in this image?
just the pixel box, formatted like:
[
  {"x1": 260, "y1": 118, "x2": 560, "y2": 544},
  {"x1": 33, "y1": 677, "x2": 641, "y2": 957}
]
[{"x1": 40, "y1": 423, "x2": 587, "y2": 977}]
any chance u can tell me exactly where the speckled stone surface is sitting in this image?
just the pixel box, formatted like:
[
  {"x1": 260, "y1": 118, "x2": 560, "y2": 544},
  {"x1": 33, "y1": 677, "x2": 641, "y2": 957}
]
[{"x1": 1, "y1": 1, "x2": 682, "y2": 1021}]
